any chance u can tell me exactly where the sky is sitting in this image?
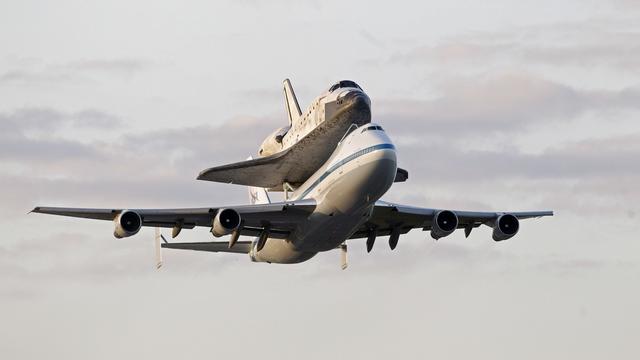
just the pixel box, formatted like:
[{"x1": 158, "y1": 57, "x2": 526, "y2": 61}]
[{"x1": 1, "y1": 0, "x2": 639, "y2": 359}]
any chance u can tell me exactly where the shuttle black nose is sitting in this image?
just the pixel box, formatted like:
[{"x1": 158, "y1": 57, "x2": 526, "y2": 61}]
[{"x1": 341, "y1": 90, "x2": 371, "y2": 110}]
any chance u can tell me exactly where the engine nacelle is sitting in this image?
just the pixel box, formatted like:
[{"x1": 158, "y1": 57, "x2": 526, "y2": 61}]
[
  {"x1": 113, "y1": 210, "x2": 142, "y2": 238},
  {"x1": 492, "y1": 214, "x2": 520, "y2": 241},
  {"x1": 431, "y1": 210, "x2": 458, "y2": 239},
  {"x1": 211, "y1": 208, "x2": 241, "y2": 237}
]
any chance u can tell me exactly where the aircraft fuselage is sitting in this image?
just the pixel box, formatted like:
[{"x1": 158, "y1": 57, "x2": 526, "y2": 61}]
[{"x1": 250, "y1": 123, "x2": 396, "y2": 264}]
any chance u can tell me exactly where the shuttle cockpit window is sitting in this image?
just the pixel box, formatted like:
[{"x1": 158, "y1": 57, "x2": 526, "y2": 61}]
[{"x1": 329, "y1": 80, "x2": 363, "y2": 92}]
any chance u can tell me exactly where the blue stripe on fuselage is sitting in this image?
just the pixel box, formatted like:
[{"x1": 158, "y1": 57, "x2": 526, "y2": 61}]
[{"x1": 296, "y1": 143, "x2": 395, "y2": 200}]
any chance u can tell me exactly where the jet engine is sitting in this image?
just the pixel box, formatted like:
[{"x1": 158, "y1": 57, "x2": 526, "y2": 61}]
[
  {"x1": 113, "y1": 210, "x2": 142, "y2": 238},
  {"x1": 431, "y1": 210, "x2": 458, "y2": 239},
  {"x1": 492, "y1": 214, "x2": 520, "y2": 241},
  {"x1": 211, "y1": 208, "x2": 241, "y2": 237}
]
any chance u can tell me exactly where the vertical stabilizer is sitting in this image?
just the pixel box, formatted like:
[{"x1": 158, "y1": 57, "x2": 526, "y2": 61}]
[
  {"x1": 283, "y1": 78, "x2": 301, "y2": 125},
  {"x1": 246, "y1": 156, "x2": 272, "y2": 205}
]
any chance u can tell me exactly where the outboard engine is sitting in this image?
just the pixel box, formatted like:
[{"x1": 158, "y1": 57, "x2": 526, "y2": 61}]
[
  {"x1": 113, "y1": 210, "x2": 142, "y2": 238},
  {"x1": 492, "y1": 214, "x2": 520, "y2": 241}
]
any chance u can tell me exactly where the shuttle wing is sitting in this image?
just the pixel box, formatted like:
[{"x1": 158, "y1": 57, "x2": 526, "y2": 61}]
[
  {"x1": 32, "y1": 199, "x2": 316, "y2": 239},
  {"x1": 197, "y1": 147, "x2": 302, "y2": 188},
  {"x1": 349, "y1": 201, "x2": 553, "y2": 239},
  {"x1": 198, "y1": 123, "x2": 345, "y2": 188}
]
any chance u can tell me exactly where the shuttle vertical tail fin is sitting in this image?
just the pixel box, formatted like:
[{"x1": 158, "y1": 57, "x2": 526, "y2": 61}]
[{"x1": 283, "y1": 78, "x2": 301, "y2": 125}]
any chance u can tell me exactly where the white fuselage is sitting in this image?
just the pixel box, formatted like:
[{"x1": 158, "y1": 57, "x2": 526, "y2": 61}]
[{"x1": 250, "y1": 123, "x2": 397, "y2": 264}]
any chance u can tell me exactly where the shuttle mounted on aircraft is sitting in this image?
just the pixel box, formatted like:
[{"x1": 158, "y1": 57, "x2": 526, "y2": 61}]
[{"x1": 32, "y1": 79, "x2": 552, "y2": 269}]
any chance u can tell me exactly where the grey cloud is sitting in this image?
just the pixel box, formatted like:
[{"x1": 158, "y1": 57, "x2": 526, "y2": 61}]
[
  {"x1": 0, "y1": 230, "x2": 247, "y2": 292},
  {"x1": 70, "y1": 109, "x2": 121, "y2": 128},
  {"x1": 522, "y1": 44, "x2": 640, "y2": 70},
  {"x1": 62, "y1": 59, "x2": 149, "y2": 74},
  {"x1": 0, "y1": 58, "x2": 150, "y2": 85},
  {"x1": 0, "y1": 69, "x2": 75, "y2": 85},
  {"x1": 0, "y1": 107, "x2": 120, "y2": 132},
  {"x1": 377, "y1": 75, "x2": 640, "y2": 136},
  {"x1": 388, "y1": 132, "x2": 640, "y2": 218},
  {"x1": 0, "y1": 137, "x2": 103, "y2": 162},
  {"x1": 386, "y1": 21, "x2": 640, "y2": 72},
  {"x1": 0, "y1": 108, "x2": 120, "y2": 162},
  {"x1": 400, "y1": 133, "x2": 640, "y2": 181},
  {"x1": 390, "y1": 42, "x2": 514, "y2": 66},
  {"x1": 611, "y1": 0, "x2": 640, "y2": 10},
  {"x1": 0, "y1": 111, "x2": 280, "y2": 218}
]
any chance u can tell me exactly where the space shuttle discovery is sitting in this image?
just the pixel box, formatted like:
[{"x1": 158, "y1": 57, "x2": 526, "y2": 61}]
[{"x1": 197, "y1": 79, "x2": 407, "y2": 192}]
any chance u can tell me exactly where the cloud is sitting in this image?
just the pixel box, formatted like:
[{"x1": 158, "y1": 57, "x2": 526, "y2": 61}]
[
  {"x1": 0, "y1": 58, "x2": 150, "y2": 85},
  {"x1": 400, "y1": 132, "x2": 640, "y2": 181},
  {"x1": 61, "y1": 59, "x2": 149, "y2": 76},
  {"x1": 386, "y1": 19, "x2": 640, "y2": 72},
  {"x1": 0, "y1": 108, "x2": 282, "y2": 218},
  {"x1": 0, "y1": 108, "x2": 120, "y2": 164},
  {"x1": 377, "y1": 74, "x2": 640, "y2": 136}
]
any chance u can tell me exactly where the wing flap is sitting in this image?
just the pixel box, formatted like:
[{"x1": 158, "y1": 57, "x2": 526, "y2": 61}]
[{"x1": 162, "y1": 241, "x2": 253, "y2": 254}]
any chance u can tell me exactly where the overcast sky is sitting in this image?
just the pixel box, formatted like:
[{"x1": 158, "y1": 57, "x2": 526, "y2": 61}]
[{"x1": 1, "y1": 1, "x2": 639, "y2": 359}]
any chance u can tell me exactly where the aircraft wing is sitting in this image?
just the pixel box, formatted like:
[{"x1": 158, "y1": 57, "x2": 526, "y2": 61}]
[
  {"x1": 349, "y1": 201, "x2": 553, "y2": 239},
  {"x1": 31, "y1": 199, "x2": 316, "y2": 239}
]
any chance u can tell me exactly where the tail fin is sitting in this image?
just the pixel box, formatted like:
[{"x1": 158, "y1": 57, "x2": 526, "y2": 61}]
[
  {"x1": 283, "y1": 78, "x2": 301, "y2": 126},
  {"x1": 246, "y1": 156, "x2": 272, "y2": 204}
]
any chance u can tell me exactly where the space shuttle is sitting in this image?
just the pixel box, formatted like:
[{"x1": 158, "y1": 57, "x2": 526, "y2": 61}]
[{"x1": 198, "y1": 79, "x2": 407, "y2": 193}]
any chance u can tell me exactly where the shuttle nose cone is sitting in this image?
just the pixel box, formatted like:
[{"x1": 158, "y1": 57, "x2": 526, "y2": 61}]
[{"x1": 340, "y1": 90, "x2": 371, "y2": 110}]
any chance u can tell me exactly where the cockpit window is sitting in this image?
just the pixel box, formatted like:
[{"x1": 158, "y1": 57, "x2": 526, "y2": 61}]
[
  {"x1": 361, "y1": 125, "x2": 384, "y2": 133},
  {"x1": 329, "y1": 80, "x2": 362, "y2": 92}
]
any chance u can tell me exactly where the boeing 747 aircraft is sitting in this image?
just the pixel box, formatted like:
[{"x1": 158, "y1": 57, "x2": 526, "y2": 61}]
[{"x1": 32, "y1": 80, "x2": 552, "y2": 268}]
